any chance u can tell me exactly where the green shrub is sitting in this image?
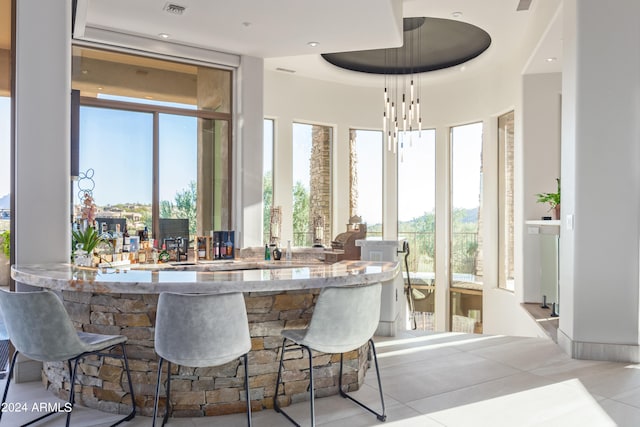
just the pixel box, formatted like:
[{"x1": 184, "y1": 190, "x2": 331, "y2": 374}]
[{"x1": 1, "y1": 230, "x2": 9, "y2": 258}]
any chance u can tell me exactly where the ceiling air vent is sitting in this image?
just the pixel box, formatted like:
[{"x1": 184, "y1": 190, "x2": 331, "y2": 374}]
[
  {"x1": 276, "y1": 67, "x2": 296, "y2": 74},
  {"x1": 163, "y1": 3, "x2": 186, "y2": 15},
  {"x1": 516, "y1": 0, "x2": 532, "y2": 11}
]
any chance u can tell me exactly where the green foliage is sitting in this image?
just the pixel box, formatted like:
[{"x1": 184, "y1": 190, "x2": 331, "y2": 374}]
[
  {"x1": 72, "y1": 226, "x2": 105, "y2": 255},
  {"x1": 536, "y1": 178, "x2": 561, "y2": 209},
  {"x1": 161, "y1": 181, "x2": 197, "y2": 237},
  {"x1": 1, "y1": 230, "x2": 9, "y2": 258},
  {"x1": 292, "y1": 181, "x2": 310, "y2": 246},
  {"x1": 399, "y1": 209, "x2": 480, "y2": 275},
  {"x1": 263, "y1": 171, "x2": 273, "y2": 242},
  {"x1": 140, "y1": 210, "x2": 152, "y2": 230}
]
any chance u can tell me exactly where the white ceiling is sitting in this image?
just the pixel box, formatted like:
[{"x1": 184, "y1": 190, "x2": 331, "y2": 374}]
[{"x1": 75, "y1": 0, "x2": 563, "y2": 88}]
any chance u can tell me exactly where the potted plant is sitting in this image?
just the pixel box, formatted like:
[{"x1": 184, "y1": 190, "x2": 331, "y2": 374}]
[
  {"x1": 72, "y1": 226, "x2": 107, "y2": 266},
  {"x1": 536, "y1": 178, "x2": 561, "y2": 220}
]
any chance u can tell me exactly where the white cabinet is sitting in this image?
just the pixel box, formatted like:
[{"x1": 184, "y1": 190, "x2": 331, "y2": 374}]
[
  {"x1": 356, "y1": 239, "x2": 404, "y2": 336},
  {"x1": 526, "y1": 221, "x2": 559, "y2": 312}
]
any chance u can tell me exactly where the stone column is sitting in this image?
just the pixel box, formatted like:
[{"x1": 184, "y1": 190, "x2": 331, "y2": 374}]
[
  {"x1": 348, "y1": 129, "x2": 358, "y2": 217},
  {"x1": 309, "y1": 126, "x2": 331, "y2": 246}
]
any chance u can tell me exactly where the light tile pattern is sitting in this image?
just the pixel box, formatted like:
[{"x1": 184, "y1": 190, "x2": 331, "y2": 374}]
[{"x1": 2, "y1": 330, "x2": 640, "y2": 426}]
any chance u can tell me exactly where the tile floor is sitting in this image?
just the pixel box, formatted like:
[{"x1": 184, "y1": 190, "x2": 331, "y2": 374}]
[{"x1": 2, "y1": 330, "x2": 640, "y2": 426}]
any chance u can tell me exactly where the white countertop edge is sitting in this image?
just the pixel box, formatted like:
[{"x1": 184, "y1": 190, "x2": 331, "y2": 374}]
[{"x1": 11, "y1": 261, "x2": 400, "y2": 294}]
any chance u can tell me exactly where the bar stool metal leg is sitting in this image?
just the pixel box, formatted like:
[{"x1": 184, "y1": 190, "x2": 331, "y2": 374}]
[
  {"x1": 243, "y1": 353, "x2": 253, "y2": 427},
  {"x1": 152, "y1": 358, "x2": 172, "y2": 427},
  {"x1": 338, "y1": 339, "x2": 386, "y2": 422},
  {"x1": 152, "y1": 357, "x2": 164, "y2": 427},
  {"x1": 274, "y1": 339, "x2": 318, "y2": 427},
  {"x1": 0, "y1": 351, "x2": 18, "y2": 423},
  {"x1": 114, "y1": 342, "x2": 137, "y2": 426},
  {"x1": 165, "y1": 361, "x2": 172, "y2": 426}
]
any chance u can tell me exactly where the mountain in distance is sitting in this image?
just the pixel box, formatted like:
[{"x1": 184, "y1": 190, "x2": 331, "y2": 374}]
[{"x1": 0, "y1": 194, "x2": 8, "y2": 209}]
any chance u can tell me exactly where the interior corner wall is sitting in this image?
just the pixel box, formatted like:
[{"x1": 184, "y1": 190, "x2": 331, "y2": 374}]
[
  {"x1": 521, "y1": 72, "x2": 562, "y2": 304},
  {"x1": 559, "y1": 0, "x2": 640, "y2": 358}
]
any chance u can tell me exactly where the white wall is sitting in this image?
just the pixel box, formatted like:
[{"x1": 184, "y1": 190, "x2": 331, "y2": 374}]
[
  {"x1": 558, "y1": 0, "x2": 640, "y2": 361},
  {"x1": 236, "y1": 55, "x2": 264, "y2": 248},
  {"x1": 15, "y1": 0, "x2": 71, "y2": 270}
]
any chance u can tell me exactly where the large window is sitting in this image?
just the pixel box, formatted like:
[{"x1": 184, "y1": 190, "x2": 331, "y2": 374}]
[
  {"x1": 498, "y1": 111, "x2": 515, "y2": 291},
  {"x1": 159, "y1": 114, "x2": 197, "y2": 238},
  {"x1": 398, "y1": 129, "x2": 436, "y2": 330},
  {"x1": 292, "y1": 123, "x2": 332, "y2": 247},
  {"x1": 75, "y1": 106, "x2": 153, "y2": 230},
  {"x1": 71, "y1": 47, "x2": 232, "y2": 248},
  {"x1": 450, "y1": 122, "x2": 483, "y2": 333},
  {"x1": 349, "y1": 129, "x2": 383, "y2": 237}
]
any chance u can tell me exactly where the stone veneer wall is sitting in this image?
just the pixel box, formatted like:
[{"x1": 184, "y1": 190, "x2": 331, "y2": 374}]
[
  {"x1": 349, "y1": 129, "x2": 358, "y2": 217},
  {"x1": 309, "y1": 125, "x2": 332, "y2": 247},
  {"x1": 47, "y1": 288, "x2": 369, "y2": 417}
]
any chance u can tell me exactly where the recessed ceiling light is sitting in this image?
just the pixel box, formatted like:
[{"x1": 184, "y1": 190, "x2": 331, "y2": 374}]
[
  {"x1": 452, "y1": 11, "x2": 463, "y2": 18},
  {"x1": 546, "y1": 57, "x2": 557, "y2": 62},
  {"x1": 307, "y1": 41, "x2": 319, "y2": 47},
  {"x1": 159, "y1": 33, "x2": 170, "y2": 39}
]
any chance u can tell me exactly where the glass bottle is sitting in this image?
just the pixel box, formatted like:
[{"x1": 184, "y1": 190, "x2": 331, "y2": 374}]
[
  {"x1": 285, "y1": 240, "x2": 292, "y2": 262},
  {"x1": 226, "y1": 237, "x2": 233, "y2": 258},
  {"x1": 264, "y1": 244, "x2": 271, "y2": 261},
  {"x1": 214, "y1": 237, "x2": 220, "y2": 259},
  {"x1": 74, "y1": 243, "x2": 88, "y2": 267}
]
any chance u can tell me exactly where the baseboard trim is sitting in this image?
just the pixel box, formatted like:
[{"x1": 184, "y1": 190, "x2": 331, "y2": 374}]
[
  {"x1": 15, "y1": 354, "x2": 42, "y2": 383},
  {"x1": 558, "y1": 328, "x2": 640, "y2": 363}
]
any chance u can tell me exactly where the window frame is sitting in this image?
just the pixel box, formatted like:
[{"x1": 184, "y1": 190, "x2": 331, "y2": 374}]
[{"x1": 77, "y1": 94, "x2": 232, "y2": 240}]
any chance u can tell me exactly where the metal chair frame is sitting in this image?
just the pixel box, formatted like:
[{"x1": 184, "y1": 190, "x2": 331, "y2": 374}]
[
  {"x1": 152, "y1": 353, "x2": 252, "y2": 427},
  {"x1": 0, "y1": 343, "x2": 136, "y2": 427},
  {"x1": 151, "y1": 291, "x2": 253, "y2": 427},
  {"x1": 273, "y1": 337, "x2": 386, "y2": 427}
]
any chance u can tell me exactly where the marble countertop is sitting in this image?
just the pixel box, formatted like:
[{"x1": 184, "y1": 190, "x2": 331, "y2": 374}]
[{"x1": 11, "y1": 260, "x2": 400, "y2": 294}]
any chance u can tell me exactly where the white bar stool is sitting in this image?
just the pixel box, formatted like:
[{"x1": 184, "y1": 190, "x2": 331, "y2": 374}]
[
  {"x1": 0, "y1": 289, "x2": 136, "y2": 427},
  {"x1": 152, "y1": 292, "x2": 253, "y2": 426},
  {"x1": 274, "y1": 282, "x2": 386, "y2": 426}
]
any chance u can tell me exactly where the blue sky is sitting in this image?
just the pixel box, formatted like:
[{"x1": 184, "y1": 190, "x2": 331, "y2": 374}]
[
  {"x1": 75, "y1": 106, "x2": 196, "y2": 206},
  {"x1": 3, "y1": 96, "x2": 482, "y2": 222}
]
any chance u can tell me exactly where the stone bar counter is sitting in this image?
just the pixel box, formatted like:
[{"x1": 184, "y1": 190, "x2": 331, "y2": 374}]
[{"x1": 11, "y1": 257, "x2": 399, "y2": 418}]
